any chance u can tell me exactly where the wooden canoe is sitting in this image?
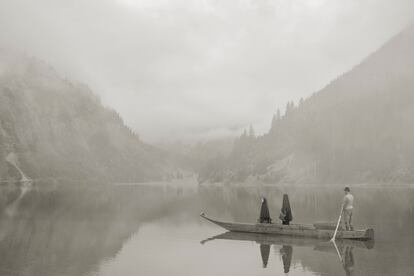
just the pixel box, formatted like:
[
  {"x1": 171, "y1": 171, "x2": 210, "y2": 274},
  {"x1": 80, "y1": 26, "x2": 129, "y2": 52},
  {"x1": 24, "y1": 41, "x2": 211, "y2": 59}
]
[{"x1": 200, "y1": 213, "x2": 374, "y2": 240}]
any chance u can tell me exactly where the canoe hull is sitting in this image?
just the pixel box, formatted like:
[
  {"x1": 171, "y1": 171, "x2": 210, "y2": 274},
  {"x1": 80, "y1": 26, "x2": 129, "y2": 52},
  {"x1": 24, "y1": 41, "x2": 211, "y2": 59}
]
[{"x1": 200, "y1": 213, "x2": 374, "y2": 240}]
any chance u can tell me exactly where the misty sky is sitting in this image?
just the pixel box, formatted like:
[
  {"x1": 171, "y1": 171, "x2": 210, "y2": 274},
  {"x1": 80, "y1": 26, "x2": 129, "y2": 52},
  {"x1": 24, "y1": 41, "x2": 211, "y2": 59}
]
[{"x1": 1, "y1": 0, "x2": 413, "y2": 143}]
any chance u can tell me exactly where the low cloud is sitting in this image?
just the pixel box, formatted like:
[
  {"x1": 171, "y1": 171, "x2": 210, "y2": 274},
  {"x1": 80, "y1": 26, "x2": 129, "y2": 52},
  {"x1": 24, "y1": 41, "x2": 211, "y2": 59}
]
[{"x1": 1, "y1": 0, "x2": 413, "y2": 142}]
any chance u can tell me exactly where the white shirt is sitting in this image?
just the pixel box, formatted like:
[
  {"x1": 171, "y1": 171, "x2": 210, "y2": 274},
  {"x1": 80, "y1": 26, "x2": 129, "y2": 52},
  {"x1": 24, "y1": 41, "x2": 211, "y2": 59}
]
[{"x1": 343, "y1": 193, "x2": 354, "y2": 210}]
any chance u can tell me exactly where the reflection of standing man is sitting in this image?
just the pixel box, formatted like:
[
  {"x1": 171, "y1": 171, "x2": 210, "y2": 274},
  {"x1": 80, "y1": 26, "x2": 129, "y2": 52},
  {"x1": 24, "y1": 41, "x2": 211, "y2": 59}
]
[
  {"x1": 342, "y1": 246, "x2": 355, "y2": 276},
  {"x1": 279, "y1": 245, "x2": 293, "y2": 274},
  {"x1": 343, "y1": 187, "x2": 354, "y2": 231}
]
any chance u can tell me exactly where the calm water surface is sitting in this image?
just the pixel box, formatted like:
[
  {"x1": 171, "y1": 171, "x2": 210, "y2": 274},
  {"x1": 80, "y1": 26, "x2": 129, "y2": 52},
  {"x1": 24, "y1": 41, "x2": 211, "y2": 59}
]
[{"x1": 0, "y1": 180, "x2": 413, "y2": 276}]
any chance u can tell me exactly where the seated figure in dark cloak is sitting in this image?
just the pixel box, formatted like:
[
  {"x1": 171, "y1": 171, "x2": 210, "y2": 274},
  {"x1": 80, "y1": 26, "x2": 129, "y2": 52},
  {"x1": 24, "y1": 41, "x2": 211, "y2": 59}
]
[
  {"x1": 259, "y1": 197, "x2": 272, "y2": 223},
  {"x1": 279, "y1": 194, "x2": 293, "y2": 225}
]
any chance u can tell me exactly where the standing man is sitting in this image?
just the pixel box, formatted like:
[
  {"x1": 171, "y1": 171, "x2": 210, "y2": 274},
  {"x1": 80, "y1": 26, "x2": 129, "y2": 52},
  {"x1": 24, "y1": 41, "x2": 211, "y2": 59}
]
[{"x1": 343, "y1": 187, "x2": 354, "y2": 230}]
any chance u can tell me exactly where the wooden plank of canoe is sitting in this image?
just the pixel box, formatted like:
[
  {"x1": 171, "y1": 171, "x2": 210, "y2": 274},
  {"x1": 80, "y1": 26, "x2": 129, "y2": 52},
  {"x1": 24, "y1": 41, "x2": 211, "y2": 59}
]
[
  {"x1": 314, "y1": 222, "x2": 344, "y2": 230},
  {"x1": 223, "y1": 223, "x2": 321, "y2": 238},
  {"x1": 228, "y1": 224, "x2": 371, "y2": 240}
]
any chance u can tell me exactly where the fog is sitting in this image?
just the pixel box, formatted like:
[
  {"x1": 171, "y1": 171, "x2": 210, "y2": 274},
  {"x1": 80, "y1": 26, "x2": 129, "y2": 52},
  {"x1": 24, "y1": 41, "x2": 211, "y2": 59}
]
[
  {"x1": 1, "y1": 0, "x2": 413, "y2": 142},
  {"x1": 1, "y1": 2, "x2": 414, "y2": 274}
]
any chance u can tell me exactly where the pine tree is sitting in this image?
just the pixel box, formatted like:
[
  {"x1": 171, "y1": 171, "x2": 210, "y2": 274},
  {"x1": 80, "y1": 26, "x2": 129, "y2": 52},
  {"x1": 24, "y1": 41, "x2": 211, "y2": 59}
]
[
  {"x1": 242, "y1": 129, "x2": 247, "y2": 137},
  {"x1": 271, "y1": 115, "x2": 277, "y2": 129},
  {"x1": 248, "y1": 125, "x2": 255, "y2": 138},
  {"x1": 285, "y1": 102, "x2": 291, "y2": 117}
]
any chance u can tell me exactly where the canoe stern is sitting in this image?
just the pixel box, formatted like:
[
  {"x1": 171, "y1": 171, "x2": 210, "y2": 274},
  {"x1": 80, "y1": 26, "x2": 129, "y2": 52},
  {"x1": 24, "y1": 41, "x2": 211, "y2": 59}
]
[{"x1": 365, "y1": 228, "x2": 375, "y2": 240}]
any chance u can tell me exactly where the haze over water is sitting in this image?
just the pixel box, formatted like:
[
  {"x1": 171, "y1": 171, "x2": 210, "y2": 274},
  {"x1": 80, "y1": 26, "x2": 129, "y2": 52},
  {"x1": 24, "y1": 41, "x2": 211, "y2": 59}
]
[{"x1": 0, "y1": 180, "x2": 413, "y2": 276}]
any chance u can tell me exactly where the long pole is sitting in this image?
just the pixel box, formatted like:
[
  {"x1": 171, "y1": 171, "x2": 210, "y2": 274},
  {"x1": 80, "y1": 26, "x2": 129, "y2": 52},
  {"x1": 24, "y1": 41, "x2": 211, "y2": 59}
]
[{"x1": 330, "y1": 203, "x2": 344, "y2": 242}]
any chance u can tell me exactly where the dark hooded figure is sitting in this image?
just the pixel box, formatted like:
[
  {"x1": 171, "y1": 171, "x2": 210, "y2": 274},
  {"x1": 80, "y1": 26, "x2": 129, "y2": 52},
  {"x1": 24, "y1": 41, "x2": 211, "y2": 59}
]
[
  {"x1": 279, "y1": 194, "x2": 293, "y2": 225},
  {"x1": 259, "y1": 197, "x2": 272, "y2": 223}
]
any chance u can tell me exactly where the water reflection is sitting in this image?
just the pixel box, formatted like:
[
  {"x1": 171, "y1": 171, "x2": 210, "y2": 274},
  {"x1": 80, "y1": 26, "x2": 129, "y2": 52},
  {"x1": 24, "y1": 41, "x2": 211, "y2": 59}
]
[
  {"x1": 0, "y1": 181, "x2": 413, "y2": 276},
  {"x1": 259, "y1": 244, "x2": 270, "y2": 268},
  {"x1": 0, "y1": 181, "x2": 195, "y2": 276},
  {"x1": 280, "y1": 245, "x2": 293, "y2": 274},
  {"x1": 201, "y1": 231, "x2": 374, "y2": 275},
  {"x1": 342, "y1": 246, "x2": 355, "y2": 276},
  {"x1": 4, "y1": 179, "x2": 33, "y2": 217}
]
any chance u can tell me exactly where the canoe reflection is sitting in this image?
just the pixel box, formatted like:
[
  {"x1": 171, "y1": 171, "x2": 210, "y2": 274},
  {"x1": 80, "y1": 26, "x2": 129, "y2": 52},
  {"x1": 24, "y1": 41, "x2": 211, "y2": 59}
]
[{"x1": 201, "y1": 231, "x2": 373, "y2": 274}]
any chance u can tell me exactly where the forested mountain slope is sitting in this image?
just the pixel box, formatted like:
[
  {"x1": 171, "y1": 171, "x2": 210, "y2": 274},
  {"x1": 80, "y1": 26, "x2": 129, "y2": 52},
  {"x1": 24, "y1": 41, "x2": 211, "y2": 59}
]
[
  {"x1": 199, "y1": 24, "x2": 414, "y2": 184},
  {"x1": 0, "y1": 51, "x2": 165, "y2": 182}
]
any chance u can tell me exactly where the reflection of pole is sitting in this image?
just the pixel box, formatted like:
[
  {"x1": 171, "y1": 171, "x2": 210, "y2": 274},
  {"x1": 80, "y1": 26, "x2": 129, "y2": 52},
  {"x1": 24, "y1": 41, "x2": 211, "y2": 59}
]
[{"x1": 331, "y1": 239, "x2": 343, "y2": 263}]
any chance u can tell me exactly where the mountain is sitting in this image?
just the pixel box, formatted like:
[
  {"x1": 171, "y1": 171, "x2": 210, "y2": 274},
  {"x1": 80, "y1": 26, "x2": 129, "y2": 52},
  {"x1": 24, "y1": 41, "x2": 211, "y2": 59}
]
[
  {"x1": 0, "y1": 51, "x2": 165, "y2": 182},
  {"x1": 199, "y1": 24, "x2": 414, "y2": 184}
]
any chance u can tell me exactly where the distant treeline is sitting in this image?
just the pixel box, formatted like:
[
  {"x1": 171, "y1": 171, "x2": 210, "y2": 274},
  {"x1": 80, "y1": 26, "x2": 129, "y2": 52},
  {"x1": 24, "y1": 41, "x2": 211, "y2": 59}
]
[{"x1": 199, "y1": 24, "x2": 414, "y2": 184}]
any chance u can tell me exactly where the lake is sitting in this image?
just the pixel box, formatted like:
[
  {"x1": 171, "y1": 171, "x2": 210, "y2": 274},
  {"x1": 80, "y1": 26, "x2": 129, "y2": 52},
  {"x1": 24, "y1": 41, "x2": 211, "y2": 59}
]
[{"x1": 0, "y1": 179, "x2": 413, "y2": 276}]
